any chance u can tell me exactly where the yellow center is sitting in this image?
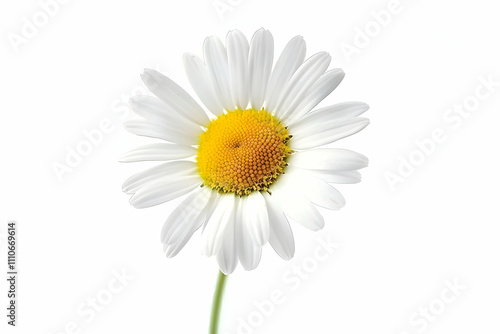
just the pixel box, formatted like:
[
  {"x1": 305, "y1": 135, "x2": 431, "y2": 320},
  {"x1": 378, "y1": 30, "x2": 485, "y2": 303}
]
[{"x1": 197, "y1": 108, "x2": 292, "y2": 196}]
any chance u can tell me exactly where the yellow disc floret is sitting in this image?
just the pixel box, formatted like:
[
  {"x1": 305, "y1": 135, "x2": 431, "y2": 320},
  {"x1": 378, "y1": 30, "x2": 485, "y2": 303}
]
[{"x1": 197, "y1": 108, "x2": 292, "y2": 196}]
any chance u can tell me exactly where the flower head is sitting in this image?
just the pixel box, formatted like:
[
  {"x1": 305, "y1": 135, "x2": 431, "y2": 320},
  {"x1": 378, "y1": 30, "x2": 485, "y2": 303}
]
[{"x1": 122, "y1": 28, "x2": 369, "y2": 274}]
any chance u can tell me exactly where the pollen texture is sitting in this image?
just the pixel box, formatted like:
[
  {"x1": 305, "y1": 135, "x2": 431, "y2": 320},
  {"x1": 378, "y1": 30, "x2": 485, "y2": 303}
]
[{"x1": 197, "y1": 108, "x2": 292, "y2": 195}]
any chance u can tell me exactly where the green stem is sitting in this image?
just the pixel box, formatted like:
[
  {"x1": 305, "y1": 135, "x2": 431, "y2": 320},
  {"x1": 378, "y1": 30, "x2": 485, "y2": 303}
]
[{"x1": 209, "y1": 271, "x2": 228, "y2": 334}]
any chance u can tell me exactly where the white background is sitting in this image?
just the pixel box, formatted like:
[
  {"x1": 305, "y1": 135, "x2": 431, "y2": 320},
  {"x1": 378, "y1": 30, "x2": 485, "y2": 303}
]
[{"x1": 1, "y1": 0, "x2": 499, "y2": 333}]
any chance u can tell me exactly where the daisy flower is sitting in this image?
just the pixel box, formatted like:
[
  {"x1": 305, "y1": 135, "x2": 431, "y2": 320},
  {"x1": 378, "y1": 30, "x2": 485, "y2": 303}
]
[{"x1": 122, "y1": 28, "x2": 369, "y2": 275}]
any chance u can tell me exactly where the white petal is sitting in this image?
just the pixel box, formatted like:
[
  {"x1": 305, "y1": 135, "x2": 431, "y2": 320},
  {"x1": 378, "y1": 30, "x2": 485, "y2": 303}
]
[
  {"x1": 204, "y1": 36, "x2": 234, "y2": 111},
  {"x1": 274, "y1": 52, "x2": 331, "y2": 120},
  {"x1": 305, "y1": 170, "x2": 362, "y2": 184},
  {"x1": 290, "y1": 117, "x2": 370, "y2": 149},
  {"x1": 130, "y1": 175, "x2": 201, "y2": 209},
  {"x1": 248, "y1": 28, "x2": 274, "y2": 110},
  {"x1": 286, "y1": 167, "x2": 346, "y2": 210},
  {"x1": 262, "y1": 192, "x2": 295, "y2": 260},
  {"x1": 164, "y1": 234, "x2": 192, "y2": 258},
  {"x1": 141, "y1": 69, "x2": 209, "y2": 125},
  {"x1": 129, "y1": 95, "x2": 201, "y2": 131},
  {"x1": 288, "y1": 148, "x2": 369, "y2": 171},
  {"x1": 288, "y1": 101, "x2": 369, "y2": 129},
  {"x1": 235, "y1": 197, "x2": 262, "y2": 270},
  {"x1": 226, "y1": 30, "x2": 249, "y2": 110},
  {"x1": 122, "y1": 161, "x2": 197, "y2": 194},
  {"x1": 162, "y1": 187, "x2": 215, "y2": 257},
  {"x1": 164, "y1": 216, "x2": 205, "y2": 257},
  {"x1": 285, "y1": 69, "x2": 345, "y2": 124},
  {"x1": 123, "y1": 119, "x2": 199, "y2": 146},
  {"x1": 183, "y1": 53, "x2": 225, "y2": 116},
  {"x1": 201, "y1": 193, "x2": 221, "y2": 232},
  {"x1": 271, "y1": 175, "x2": 325, "y2": 231},
  {"x1": 216, "y1": 220, "x2": 238, "y2": 275},
  {"x1": 240, "y1": 191, "x2": 270, "y2": 245},
  {"x1": 161, "y1": 186, "x2": 213, "y2": 245},
  {"x1": 280, "y1": 195, "x2": 324, "y2": 231},
  {"x1": 265, "y1": 36, "x2": 306, "y2": 114},
  {"x1": 202, "y1": 194, "x2": 236, "y2": 256},
  {"x1": 120, "y1": 143, "x2": 197, "y2": 162}
]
